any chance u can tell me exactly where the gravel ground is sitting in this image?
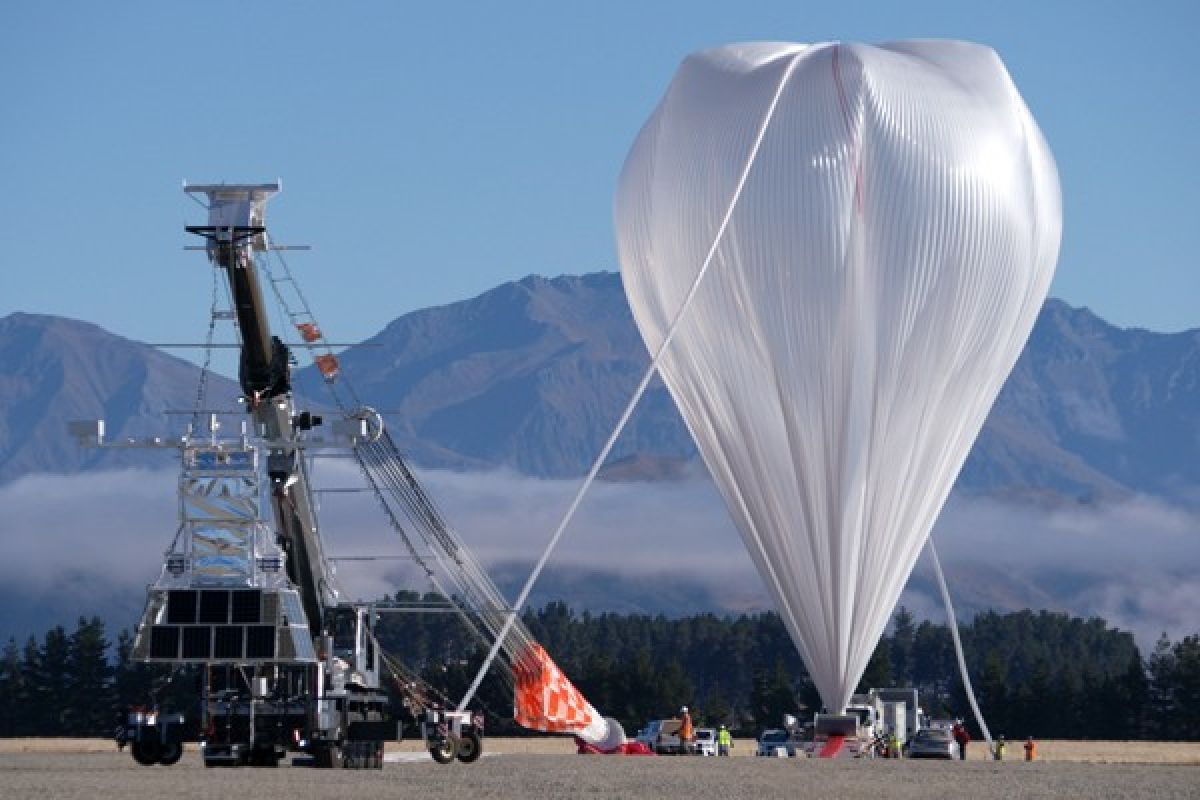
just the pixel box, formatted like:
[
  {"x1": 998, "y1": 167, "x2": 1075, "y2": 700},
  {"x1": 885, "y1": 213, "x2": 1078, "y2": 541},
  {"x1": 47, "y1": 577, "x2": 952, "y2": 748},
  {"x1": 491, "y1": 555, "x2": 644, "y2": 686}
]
[{"x1": 1, "y1": 751, "x2": 1197, "y2": 800}]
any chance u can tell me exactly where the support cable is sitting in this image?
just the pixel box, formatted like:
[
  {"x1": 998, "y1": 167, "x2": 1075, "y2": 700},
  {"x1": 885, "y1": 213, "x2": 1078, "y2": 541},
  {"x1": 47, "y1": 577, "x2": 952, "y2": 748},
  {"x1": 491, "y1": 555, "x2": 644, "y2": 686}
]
[
  {"x1": 261, "y1": 249, "x2": 533, "y2": 668},
  {"x1": 928, "y1": 537, "x2": 994, "y2": 755},
  {"x1": 265, "y1": 230, "x2": 584, "y2": 699},
  {"x1": 189, "y1": 268, "x2": 221, "y2": 434},
  {"x1": 457, "y1": 51, "x2": 807, "y2": 711}
]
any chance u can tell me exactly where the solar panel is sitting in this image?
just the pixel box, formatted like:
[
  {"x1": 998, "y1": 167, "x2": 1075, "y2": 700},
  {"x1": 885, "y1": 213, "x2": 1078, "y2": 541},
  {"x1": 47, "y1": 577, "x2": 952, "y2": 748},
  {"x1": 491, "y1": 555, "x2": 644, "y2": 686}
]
[
  {"x1": 199, "y1": 590, "x2": 230, "y2": 624},
  {"x1": 150, "y1": 626, "x2": 180, "y2": 659},
  {"x1": 166, "y1": 590, "x2": 197, "y2": 624},
  {"x1": 231, "y1": 589, "x2": 262, "y2": 624},
  {"x1": 214, "y1": 626, "x2": 243, "y2": 659},
  {"x1": 182, "y1": 626, "x2": 211, "y2": 659}
]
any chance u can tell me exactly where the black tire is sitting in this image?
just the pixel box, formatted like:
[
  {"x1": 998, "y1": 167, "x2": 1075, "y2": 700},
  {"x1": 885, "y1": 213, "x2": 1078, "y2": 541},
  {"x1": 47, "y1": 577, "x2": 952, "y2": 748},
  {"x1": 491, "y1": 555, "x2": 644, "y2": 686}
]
[
  {"x1": 131, "y1": 739, "x2": 161, "y2": 766},
  {"x1": 429, "y1": 739, "x2": 456, "y2": 764},
  {"x1": 346, "y1": 741, "x2": 373, "y2": 769},
  {"x1": 456, "y1": 731, "x2": 482, "y2": 764},
  {"x1": 158, "y1": 742, "x2": 183, "y2": 766},
  {"x1": 315, "y1": 744, "x2": 340, "y2": 769}
]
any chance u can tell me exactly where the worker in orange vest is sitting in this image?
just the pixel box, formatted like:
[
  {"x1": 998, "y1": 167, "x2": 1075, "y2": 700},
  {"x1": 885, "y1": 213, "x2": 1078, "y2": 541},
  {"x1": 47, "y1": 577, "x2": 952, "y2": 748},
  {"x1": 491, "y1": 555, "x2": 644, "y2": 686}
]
[
  {"x1": 678, "y1": 706, "x2": 695, "y2": 754},
  {"x1": 1024, "y1": 736, "x2": 1037, "y2": 761}
]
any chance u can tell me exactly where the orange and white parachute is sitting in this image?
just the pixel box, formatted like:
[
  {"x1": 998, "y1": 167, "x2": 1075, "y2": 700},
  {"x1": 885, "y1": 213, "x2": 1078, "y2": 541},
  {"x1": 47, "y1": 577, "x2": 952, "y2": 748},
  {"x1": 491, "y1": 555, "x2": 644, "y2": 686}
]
[{"x1": 512, "y1": 644, "x2": 625, "y2": 750}]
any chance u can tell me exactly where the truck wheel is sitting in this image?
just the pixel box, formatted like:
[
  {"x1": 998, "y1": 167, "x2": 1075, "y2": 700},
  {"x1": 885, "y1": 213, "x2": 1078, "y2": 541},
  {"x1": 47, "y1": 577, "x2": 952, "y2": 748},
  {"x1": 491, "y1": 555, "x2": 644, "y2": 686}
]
[
  {"x1": 158, "y1": 742, "x2": 183, "y2": 766},
  {"x1": 344, "y1": 742, "x2": 368, "y2": 769},
  {"x1": 315, "y1": 744, "x2": 340, "y2": 769},
  {"x1": 455, "y1": 731, "x2": 482, "y2": 764},
  {"x1": 131, "y1": 739, "x2": 161, "y2": 766},
  {"x1": 429, "y1": 739, "x2": 456, "y2": 764}
]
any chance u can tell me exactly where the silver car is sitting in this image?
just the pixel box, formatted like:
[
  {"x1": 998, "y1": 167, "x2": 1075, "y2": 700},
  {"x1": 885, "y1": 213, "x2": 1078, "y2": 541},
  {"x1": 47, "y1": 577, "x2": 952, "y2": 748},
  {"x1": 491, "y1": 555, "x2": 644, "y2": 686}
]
[{"x1": 907, "y1": 728, "x2": 960, "y2": 760}]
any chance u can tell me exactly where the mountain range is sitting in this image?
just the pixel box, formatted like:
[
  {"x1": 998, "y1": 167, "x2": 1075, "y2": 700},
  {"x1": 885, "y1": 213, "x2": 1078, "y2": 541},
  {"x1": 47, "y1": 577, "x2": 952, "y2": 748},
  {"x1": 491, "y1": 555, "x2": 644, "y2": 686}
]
[
  {"x1": 1, "y1": 274, "x2": 1198, "y2": 643},
  {"x1": 3, "y1": 272, "x2": 1199, "y2": 506}
]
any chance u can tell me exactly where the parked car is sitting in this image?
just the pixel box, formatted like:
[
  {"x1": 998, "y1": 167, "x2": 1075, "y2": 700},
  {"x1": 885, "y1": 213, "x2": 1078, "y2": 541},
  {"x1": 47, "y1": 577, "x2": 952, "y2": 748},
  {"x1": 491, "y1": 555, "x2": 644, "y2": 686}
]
[
  {"x1": 635, "y1": 720, "x2": 666, "y2": 748},
  {"x1": 693, "y1": 728, "x2": 716, "y2": 756},
  {"x1": 907, "y1": 728, "x2": 960, "y2": 760},
  {"x1": 755, "y1": 728, "x2": 799, "y2": 757},
  {"x1": 636, "y1": 719, "x2": 688, "y2": 754}
]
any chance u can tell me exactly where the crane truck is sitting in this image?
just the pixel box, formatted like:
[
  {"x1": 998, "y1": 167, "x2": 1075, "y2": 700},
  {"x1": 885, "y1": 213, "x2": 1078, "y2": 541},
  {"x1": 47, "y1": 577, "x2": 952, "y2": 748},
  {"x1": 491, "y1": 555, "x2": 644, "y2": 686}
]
[{"x1": 72, "y1": 183, "x2": 483, "y2": 768}]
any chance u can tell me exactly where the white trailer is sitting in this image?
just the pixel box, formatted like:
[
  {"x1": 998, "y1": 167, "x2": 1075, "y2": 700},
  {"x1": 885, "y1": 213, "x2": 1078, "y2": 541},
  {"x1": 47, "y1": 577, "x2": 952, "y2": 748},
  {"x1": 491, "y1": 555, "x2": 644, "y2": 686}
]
[{"x1": 872, "y1": 687, "x2": 924, "y2": 740}]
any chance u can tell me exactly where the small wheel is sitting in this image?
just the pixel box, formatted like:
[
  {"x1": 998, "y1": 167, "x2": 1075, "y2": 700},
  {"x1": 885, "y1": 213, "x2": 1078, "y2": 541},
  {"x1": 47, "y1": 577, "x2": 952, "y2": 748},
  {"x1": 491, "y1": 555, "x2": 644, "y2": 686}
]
[
  {"x1": 315, "y1": 744, "x2": 340, "y2": 769},
  {"x1": 158, "y1": 742, "x2": 183, "y2": 766},
  {"x1": 344, "y1": 742, "x2": 368, "y2": 769},
  {"x1": 429, "y1": 739, "x2": 456, "y2": 765},
  {"x1": 456, "y1": 731, "x2": 482, "y2": 764},
  {"x1": 131, "y1": 739, "x2": 161, "y2": 766}
]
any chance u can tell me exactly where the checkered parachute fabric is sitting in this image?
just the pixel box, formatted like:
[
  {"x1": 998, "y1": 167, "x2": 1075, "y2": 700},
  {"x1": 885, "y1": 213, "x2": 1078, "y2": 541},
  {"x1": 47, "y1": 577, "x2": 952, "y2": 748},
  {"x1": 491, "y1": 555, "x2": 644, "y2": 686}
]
[{"x1": 513, "y1": 644, "x2": 596, "y2": 733}]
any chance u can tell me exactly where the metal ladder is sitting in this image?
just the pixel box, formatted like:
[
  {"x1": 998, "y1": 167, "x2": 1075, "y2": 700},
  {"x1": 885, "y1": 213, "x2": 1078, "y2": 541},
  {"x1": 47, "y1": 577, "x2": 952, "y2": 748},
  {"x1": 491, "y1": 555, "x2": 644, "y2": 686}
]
[{"x1": 261, "y1": 250, "x2": 344, "y2": 387}]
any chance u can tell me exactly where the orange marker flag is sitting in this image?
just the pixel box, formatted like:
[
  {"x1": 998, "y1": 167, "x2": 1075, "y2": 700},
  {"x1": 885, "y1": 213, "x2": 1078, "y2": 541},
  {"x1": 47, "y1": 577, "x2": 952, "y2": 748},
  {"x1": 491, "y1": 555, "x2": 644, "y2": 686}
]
[
  {"x1": 295, "y1": 322, "x2": 322, "y2": 343},
  {"x1": 314, "y1": 354, "x2": 339, "y2": 381}
]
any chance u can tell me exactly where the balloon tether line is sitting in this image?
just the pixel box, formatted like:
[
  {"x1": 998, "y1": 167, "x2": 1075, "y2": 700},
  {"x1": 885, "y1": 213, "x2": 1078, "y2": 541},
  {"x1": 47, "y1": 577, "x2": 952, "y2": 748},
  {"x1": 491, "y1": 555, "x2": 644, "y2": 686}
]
[
  {"x1": 456, "y1": 52, "x2": 806, "y2": 713},
  {"x1": 928, "y1": 536, "x2": 995, "y2": 755}
]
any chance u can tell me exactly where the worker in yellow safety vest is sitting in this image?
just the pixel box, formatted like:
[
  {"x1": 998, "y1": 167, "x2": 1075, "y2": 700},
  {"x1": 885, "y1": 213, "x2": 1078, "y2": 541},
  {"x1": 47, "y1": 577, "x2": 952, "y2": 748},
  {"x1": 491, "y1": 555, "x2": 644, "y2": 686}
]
[
  {"x1": 888, "y1": 731, "x2": 902, "y2": 759},
  {"x1": 994, "y1": 735, "x2": 1006, "y2": 761},
  {"x1": 717, "y1": 725, "x2": 733, "y2": 756}
]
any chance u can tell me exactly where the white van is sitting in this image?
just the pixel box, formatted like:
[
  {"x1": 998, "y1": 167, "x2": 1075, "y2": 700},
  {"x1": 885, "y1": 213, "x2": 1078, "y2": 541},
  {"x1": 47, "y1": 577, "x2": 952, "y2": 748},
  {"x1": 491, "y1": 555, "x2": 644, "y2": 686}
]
[{"x1": 693, "y1": 728, "x2": 717, "y2": 756}]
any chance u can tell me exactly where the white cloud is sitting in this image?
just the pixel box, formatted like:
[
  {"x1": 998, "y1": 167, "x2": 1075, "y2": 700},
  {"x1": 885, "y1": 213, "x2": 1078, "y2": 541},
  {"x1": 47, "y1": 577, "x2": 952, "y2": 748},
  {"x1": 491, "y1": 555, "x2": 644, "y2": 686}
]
[
  {"x1": 920, "y1": 494, "x2": 1200, "y2": 645},
  {"x1": 1, "y1": 466, "x2": 1196, "y2": 647}
]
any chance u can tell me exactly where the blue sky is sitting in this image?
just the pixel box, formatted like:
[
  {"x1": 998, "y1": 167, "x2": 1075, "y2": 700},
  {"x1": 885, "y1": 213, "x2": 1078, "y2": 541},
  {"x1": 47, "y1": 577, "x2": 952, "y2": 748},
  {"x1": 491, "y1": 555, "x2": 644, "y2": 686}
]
[{"x1": 2, "y1": 0, "x2": 1197, "y2": 363}]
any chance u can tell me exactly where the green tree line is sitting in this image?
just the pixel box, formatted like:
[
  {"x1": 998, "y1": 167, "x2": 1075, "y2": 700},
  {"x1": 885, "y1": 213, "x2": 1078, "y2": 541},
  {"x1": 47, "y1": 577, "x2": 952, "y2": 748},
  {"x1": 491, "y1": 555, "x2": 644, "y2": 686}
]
[{"x1": 1, "y1": 606, "x2": 1197, "y2": 741}]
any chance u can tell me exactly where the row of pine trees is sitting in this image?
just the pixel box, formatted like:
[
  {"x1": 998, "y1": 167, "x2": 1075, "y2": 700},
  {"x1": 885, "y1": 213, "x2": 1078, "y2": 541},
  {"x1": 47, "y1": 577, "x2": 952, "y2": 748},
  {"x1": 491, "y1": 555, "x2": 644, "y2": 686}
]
[{"x1": 1, "y1": 606, "x2": 1197, "y2": 740}]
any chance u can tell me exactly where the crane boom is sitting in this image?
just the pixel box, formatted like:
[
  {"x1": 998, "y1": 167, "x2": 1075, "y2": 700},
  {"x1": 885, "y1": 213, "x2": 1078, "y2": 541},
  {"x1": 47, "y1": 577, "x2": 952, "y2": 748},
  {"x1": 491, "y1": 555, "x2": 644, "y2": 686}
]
[{"x1": 184, "y1": 183, "x2": 335, "y2": 637}]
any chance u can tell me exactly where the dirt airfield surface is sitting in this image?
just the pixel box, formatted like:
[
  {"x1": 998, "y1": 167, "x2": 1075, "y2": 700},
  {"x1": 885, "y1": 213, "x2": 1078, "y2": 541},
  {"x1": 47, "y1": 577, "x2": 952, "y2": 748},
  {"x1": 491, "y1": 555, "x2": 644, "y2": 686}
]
[{"x1": 1, "y1": 740, "x2": 1197, "y2": 800}]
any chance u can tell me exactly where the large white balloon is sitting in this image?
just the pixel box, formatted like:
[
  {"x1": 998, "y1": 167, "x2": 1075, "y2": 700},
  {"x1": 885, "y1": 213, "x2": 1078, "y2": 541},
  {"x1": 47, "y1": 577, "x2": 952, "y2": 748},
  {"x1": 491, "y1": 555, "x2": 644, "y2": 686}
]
[{"x1": 615, "y1": 41, "x2": 1061, "y2": 713}]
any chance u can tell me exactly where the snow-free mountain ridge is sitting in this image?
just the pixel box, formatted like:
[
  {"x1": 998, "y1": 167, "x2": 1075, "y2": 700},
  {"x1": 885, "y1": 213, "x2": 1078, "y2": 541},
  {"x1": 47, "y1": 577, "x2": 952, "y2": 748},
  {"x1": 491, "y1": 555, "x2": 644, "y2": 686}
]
[{"x1": 3, "y1": 273, "x2": 1198, "y2": 506}]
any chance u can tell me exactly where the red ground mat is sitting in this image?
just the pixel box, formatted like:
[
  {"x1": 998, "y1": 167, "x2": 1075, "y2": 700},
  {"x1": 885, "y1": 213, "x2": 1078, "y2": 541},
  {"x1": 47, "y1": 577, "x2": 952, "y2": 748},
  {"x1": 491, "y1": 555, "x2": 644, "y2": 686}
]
[
  {"x1": 818, "y1": 734, "x2": 846, "y2": 758},
  {"x1": 575, "y1": 739, "x2": 655, "y2": 755}
]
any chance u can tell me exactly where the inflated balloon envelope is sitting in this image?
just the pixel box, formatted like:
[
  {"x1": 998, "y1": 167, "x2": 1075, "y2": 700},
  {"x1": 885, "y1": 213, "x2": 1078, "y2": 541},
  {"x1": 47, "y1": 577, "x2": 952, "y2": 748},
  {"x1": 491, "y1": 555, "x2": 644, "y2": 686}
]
[{"x1": 615, "y1": 41, "x2": 1061, "y2": 714}]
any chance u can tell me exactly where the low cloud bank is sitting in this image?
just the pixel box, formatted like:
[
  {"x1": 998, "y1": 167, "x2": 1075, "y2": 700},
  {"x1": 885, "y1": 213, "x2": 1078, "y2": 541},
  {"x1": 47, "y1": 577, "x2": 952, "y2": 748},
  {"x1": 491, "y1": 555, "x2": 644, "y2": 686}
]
[
  {"x1": 0, "y1": 466, "x2": 1196, "y2": 647},
  {"x1": 916, "y1": 494, "x2": 1200, "y2": 644}
]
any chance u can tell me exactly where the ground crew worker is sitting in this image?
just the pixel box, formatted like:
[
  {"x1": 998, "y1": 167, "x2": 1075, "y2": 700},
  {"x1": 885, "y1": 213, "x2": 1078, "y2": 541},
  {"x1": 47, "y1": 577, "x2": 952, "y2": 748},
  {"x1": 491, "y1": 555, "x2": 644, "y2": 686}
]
[
  {"x1": 1024, "y1": 736, "x2": 1037, "y2": 761},
  {"x1": 888, "y1": 731, "x2": 901, "y2": 759},
  {"x1": 717, "y1": 724, "x2": 733, "y2": 756},
  {"x1": 952, "y1": 721, "x2": 970, "y2": 760},
  {"x1": 994, "y1": 735, "x2": 1006, "y2": 761},
  {"x1": 679, "y1": 706, "x2": 694, "y2": 754}
]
